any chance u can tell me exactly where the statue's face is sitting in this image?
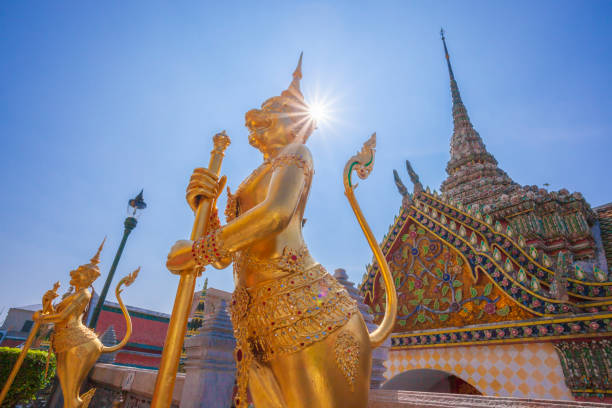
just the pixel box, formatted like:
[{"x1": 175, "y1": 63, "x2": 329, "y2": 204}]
[
  {"x1": 69, "y1": 266, "x2": 98, "y2": 288},
  {"x1": 245, "y1": 96, "x2": 310, "y2": 156},
  {"x1": 246, "y1": 109, "x2": 295, "y2": 155}
]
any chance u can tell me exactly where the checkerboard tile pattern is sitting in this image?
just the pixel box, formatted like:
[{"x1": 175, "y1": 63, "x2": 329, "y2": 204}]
[{"x1": 385, "y1": 343, "x2": 574, "y2": 401}]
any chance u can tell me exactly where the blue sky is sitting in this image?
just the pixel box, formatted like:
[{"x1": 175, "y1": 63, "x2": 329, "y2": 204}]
[{"x1": 1, "y1": 1, "x2": 610, "y2": 319}]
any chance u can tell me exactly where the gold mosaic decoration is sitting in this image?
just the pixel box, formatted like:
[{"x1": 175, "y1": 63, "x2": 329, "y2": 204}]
[{"x1": 334, "y1": 331, "x2": 360, "y2": 390}]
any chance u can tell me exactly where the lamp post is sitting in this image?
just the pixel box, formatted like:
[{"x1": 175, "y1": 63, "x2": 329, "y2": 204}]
[{"x1": 89, "y1": 190, "x2": 147, "y2": 330}]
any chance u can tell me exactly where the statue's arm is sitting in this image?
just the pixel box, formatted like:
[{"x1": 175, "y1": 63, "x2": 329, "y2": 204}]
[
  {"x1": 38, "y1": 293, "x2": 86, "y2": 323},
  {"x1": 219, "y1": 144, "x2": 311, "y2": 253}
]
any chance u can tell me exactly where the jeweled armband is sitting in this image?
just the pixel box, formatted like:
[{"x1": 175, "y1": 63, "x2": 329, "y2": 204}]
[
  {"x1": 208, "y1": 206, "x2": 221, "y2": 232},
  {"x1": 192, "y1": 229, "x2": 229, "y2": 267},
  {"x1": 270, "y1": 153, "x2": 313, "y2": 178}
]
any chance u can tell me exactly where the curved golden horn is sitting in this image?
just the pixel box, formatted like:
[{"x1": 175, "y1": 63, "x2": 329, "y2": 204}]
[
  {"x1": 343, "y1": 133, "x2": 397, "y2": 348},
  {"x1": 101, "y1": 267, "x2": 139, "y2": 353}
]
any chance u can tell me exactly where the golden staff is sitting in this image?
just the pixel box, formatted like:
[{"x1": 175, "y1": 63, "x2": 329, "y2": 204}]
[{"x1": 151, "y1": 131, "x2": 230, "y2": 408}]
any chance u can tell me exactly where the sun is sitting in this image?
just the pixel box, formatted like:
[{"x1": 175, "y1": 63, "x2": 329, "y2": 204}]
[
  {"x1": 306, "y1": 96, "x2": 334, "y2": 130},
  {"x1": 308, "y1": 102, "x2": 328, "y2": 123},
  {"x1": 303, "y1": 82, "x2": 341, "y2": 137}
]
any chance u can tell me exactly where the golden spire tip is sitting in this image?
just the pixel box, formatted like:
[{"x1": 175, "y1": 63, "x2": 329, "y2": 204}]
[
  {"x1": 90, "y1": 236, "x2": 106, "y2": 265},
  {"x1": 293, "y1": 51, "x2": 303, "y2": 80}
]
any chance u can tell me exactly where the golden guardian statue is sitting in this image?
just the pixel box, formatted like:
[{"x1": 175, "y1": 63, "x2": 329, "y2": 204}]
[
  {"x1": 165, "y1": 54, "x2": 396, "y2": 408},
  {"x1": 0, "y1": 240, "x2": 139, "y2": 408}
]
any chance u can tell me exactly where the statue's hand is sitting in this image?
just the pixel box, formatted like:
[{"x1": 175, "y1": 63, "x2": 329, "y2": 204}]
[
  {"x1": 32, "y1": 310, "x2": 44, "y2": 322},
  {"x1": 186, "y1": 168, "x2": 226, "y2": 212},
  {"x1": 166, "y1": 239, "x2": 196, "y2": 273}
]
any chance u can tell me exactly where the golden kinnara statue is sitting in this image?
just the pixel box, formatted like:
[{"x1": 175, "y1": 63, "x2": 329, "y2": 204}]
[
  {"x1": 0, "y1": 241, "x2": 139, "y2": 408},
  {"x1": 166, "y1": 54, "x2": 397, "y2": 408}
]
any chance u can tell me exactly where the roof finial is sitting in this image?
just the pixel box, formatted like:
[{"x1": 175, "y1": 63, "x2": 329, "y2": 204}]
[
  {"x1": 440, "y1": 28, "x2": 455, "y2": 79},
  {"x1": 90, "y1": 237, "x2": 106, "y2": 266}
]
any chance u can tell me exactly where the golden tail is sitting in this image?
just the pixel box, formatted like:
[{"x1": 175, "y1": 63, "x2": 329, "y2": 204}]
[
  {"x1": 80, "y1": 387, "x2": 96, "y2": 408},
  {"x1": 101, "y1": 267, "x2": 139, "y2": 354},
  {"x1": 343, "y1": 133, "x2": 397, "y2": 348}
]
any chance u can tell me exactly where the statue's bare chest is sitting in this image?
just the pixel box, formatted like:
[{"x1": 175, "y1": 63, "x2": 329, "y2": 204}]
[{"x1": 225, "y1": 163, "x2": 272, "y2": 222}]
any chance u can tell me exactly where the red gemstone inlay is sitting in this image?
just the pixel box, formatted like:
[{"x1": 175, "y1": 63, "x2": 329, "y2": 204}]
[
  {"x1": 291, "y1": 255, "x2": 297, "y2": 261},
  {"x1": 236, "y1": 349, "x2": 243, "y2": 361}
]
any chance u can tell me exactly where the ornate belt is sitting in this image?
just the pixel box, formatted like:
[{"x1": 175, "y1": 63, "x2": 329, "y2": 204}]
[{"x1": 228, "y1": 250, "x2": 357, "y2": 406}]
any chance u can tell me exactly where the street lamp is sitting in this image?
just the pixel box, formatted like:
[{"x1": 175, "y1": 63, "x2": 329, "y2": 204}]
[{"x1": 89, "y1": 190, "x2": 147, "y2": 329}]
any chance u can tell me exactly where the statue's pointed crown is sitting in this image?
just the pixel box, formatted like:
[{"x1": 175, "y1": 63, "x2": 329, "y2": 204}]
[
  {"x1": 74, "y1": 237, "x2": 105, "y2": 280},
  {"x1": 262, "y1": 52, "x2": 307, "y2": 113},
  {"x1": 90, "y1": 237, "x2": 106, "y2": 266},
  {"x1": 250, "y1": 52, "x2": 315, "y2": 143},
  {"x1": 281, "y1": 51, "x2": 303, "y2": 101}
]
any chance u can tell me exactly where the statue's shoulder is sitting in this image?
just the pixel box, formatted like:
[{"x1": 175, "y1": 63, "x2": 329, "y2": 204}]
[{"x1": 279, "y1": 143, "x2": 313, "y2": 165}]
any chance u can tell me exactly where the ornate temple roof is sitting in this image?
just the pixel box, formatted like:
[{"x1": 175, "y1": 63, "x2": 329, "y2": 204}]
[
  {"x1": 595, "y1": 203, "x2": 612, "y2": 268},
  {"x1": 359, "y1": 32, "x2": 612, "y2": 356},
  {"x1": 360, "y1": 187, "x2": 612, "y2": 348}
]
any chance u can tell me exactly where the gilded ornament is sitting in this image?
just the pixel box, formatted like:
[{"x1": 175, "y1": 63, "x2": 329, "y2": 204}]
[{"x1": 335, "y1": 331, "x2": 360, "y2": 390}]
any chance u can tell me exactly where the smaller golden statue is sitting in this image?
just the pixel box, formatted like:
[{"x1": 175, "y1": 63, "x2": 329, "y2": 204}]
[{"x1": 0, "y1": 240, "x2": 139, "y2": 408}]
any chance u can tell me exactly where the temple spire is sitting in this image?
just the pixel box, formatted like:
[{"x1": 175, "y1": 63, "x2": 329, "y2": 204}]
[
  {"x1": 439, "y1": 30, "x2": 517, "y2": 205},
  {"x1": 440, "y1": 28, "x2": 472, "y2": 136}
]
